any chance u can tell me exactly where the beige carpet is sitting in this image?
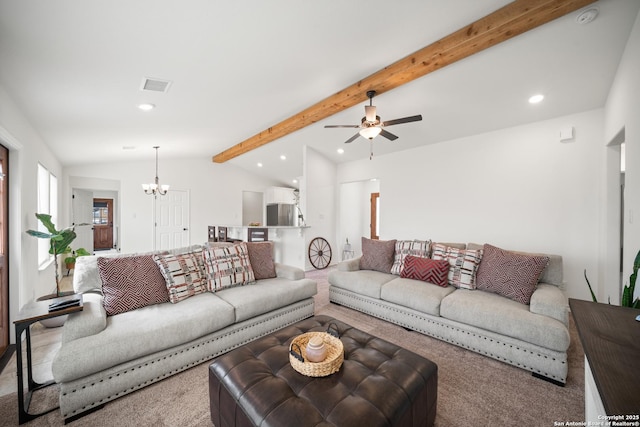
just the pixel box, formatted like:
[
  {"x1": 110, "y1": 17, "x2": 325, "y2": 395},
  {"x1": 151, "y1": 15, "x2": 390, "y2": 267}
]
[{"x1": 0, "y1": 267, "x2": 584, "y2": 426}]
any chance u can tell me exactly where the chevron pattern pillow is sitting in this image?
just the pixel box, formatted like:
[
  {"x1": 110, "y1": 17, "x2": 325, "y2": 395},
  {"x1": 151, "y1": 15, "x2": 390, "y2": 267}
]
[
  {"x1": 203, "y1": 242, "x2": 255, "y2": 291},
  {"x1": 153, "y1": 251, "x2": 209, "y2": 303},
  {"x1": 476, "y1": 244, "x2": 549, "y2": 305},
  {"x1": 400, "y1": 255, "x2": 450, "y2": 287},
  {"x1": 390, "y1": 239, "x2": 432, "y2": 275},
  {"x1": 98, "y1": 255, "x2": 169, "y2": 316}
]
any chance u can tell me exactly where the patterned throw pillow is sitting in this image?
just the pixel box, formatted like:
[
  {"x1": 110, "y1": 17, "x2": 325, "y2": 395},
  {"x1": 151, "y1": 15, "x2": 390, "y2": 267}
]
[
  {"x1": 476, "y1": 244, "x2": 549, "y2": 305},
  {"x1": 390, "y1": 240, "x2": 432, "y2": 275},
  {"x1": 359, "y1": 237, "x2": 397, "y2": 273},
  {"x1": 431, "y1": 243, "x2": 483, "y2": 289},
  {"x1": 98, "y1": 255, "x2": 169, "y2": 316},
  {"x1": 401, "y1": 256, "x2": 450, "y2": 287},
  {"x1": 245, "y1": 241, "x2": 276, "y2": 280},
  {"x1": 153, "y1": 251, "x2": 209, "y2": 303},
  {"x1": 202, "y1": 242, "x2": 256, "y2": 291}
]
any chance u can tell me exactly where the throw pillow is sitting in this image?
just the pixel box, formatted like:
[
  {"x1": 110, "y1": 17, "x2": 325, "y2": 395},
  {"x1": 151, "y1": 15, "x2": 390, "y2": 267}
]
[
  {"x1": 359, "y1": 237, "x2": 397, "y2": 274},
  {"x1": 476, "y1": 244, "x2": 549, "y2": 305},
  {"x1": 390, "y1": 239, "x2": 432, "y2": 275},
  {"x1": 153, "y1": 251, "x2": 209, "y2": 303},
  {"x1": 245, "y1": 241, "x2": 277, "y2": 280},
  {"x1": 431, "y1": 243, "x2": 483, "y2": 289},
  {"x1": 202, "y1": 242, "x2": 256, "y2": 291},
  {"x1": 401, "y1": 256, "x2": 450, "y2": 287},
  {"x1": 98, "y1": 255, "x2": 169, "y2": 316}
]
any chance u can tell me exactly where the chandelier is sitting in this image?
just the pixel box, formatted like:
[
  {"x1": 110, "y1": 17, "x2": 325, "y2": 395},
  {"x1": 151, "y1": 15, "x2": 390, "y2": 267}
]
[{"x1": 142, "y1": 146, "x2": 170, "y2": 196}]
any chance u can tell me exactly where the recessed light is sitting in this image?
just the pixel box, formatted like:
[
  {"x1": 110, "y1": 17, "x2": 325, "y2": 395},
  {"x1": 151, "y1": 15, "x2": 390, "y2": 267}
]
[
  {"x1": 337, "y1": 148, "x2": 344, "y2": 154},
  {"x1": 257, "y1": 162, "x2": 263, "y2": 168},
  {"x1": 280, "y1": 155, "x2": 286, "y2": 160},
  {"x1": 292, "y1": 179, "x2": 298, "y2": 184},
  {"x1": 576, "y1": 7, "x2": 598, "y2": 25},
  {"x1": 528, "y1": 94, "x2": 544, "y2": 104},
  {"x1": 138, "y1": 103, "x2": 155, "y2": 111}
]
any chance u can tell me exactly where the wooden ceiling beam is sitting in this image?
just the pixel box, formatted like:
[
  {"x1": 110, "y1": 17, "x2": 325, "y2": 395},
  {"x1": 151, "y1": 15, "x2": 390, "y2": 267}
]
[{"x1": 213, "y1": 0, "x2": 595, "y2": 163}]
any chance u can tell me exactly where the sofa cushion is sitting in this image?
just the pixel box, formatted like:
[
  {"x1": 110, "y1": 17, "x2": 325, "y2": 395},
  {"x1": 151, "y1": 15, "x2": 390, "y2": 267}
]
[
  {"x1": 400, "y1": 256, "x2": 449, "y2": 287},
  {"x1": 98, "y1": 255, "x2": 170, "y2": 316},
  {"x1": 153, "y1": 250, "x2": 209, "y2": 303},
  {"x1": 390, "y1": 240, "x2": 431, "y2": 275},
  {"x1": 52, "y1": 292, "x2": 236, "y2": 383},
  {"x1": 214, "y1": 277, "x2": 317, "y2": 323},
  {"x1": 431, "y1": 244, "x2": 483, "y2": 289},
  {"x1": 246, "y1": 241, "x2": 276, "y2": 280},
  {"x1": 328, "y1": 269, "x2": 396, "y2": 299},
  {"x1": 203, "y1": 243, "x2": 255, "y2": 291},
  {"x1": 360, "y1": 237, "x2": 397, "y2": 273},
  {"x1": 440, "y1": 289, "x2": 570, "y2": 352},
  {"x1": 476, "y1": 244, "x2": 549, "y2": 305},
  {"x1": 381, "y1": 277, "x2": 456, "y2": 316}
]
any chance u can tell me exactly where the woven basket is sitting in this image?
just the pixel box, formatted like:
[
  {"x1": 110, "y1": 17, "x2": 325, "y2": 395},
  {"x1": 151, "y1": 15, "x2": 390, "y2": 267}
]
[{"x1": 289, "y1": 331, "x2": 344, "y2": 377}]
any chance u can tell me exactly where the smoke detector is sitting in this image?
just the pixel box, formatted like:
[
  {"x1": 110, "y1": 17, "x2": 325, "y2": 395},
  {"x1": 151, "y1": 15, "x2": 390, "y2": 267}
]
[{"x1": 576, "y1": 7, "x2": 599, "y2": 25}]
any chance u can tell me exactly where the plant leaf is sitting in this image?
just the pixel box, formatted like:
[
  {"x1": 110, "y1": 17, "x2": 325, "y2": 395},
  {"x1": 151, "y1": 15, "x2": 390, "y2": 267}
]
[
  {"x1": 35, "y1": 213, "x2": 59, "y2": 234},
  {"x1": 26, "y1": 230, "x2": 52, "y2": 239},
  {"x1": 584, "y1": 269, "x2": 598, "y2": 303}
]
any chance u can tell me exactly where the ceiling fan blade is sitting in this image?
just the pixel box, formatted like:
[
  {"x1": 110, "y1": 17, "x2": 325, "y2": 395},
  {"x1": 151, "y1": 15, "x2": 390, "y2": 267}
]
[
  {"x1": 381, "y1": 114, "x2": 422, "y2": 127},
  {"x1": 324, "y1": 124, "x2": 360, "y2": 128},
  {"x1": 344, "y1": 133, "x2": 361, "y2": 144},
  {"x1": 380, "y1": 129, "x2": 398, "y2": 141}
]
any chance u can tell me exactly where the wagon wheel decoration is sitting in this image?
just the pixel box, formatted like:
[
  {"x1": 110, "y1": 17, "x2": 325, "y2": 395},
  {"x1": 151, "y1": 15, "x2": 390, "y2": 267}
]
[{"x1": 308, "y1": 237, "x2": 332, "y2": 270}]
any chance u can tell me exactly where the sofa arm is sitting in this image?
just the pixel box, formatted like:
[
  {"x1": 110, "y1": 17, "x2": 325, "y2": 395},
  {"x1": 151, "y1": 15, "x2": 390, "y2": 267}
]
[
  {"x1": 337, "y1": 257, "x2": 362, "y2": 271},
  {"x1": 61, "y1": 292, "x2": 107, "y2": 343},
  {"x1": 274, "y1": 263, "x2": 305, "y2": 281},
  {"x1": 530, "y1": 283, "x2": 569, "y2": 327}
]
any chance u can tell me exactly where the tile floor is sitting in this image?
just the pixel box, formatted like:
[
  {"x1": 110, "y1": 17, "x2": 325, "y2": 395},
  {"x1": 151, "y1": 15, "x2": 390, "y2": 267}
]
[{"x1": 0, "y1": 275, "x2": 73, "y2": 397}]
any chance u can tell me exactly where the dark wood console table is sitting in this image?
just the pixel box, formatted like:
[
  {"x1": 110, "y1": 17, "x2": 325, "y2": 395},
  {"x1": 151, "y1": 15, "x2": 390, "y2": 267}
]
[
  {"x1": 569, "y1": 298, "x2": 640, "y2": 418},
  {"x1": 14, "y1": 294, "x2": 83, "y2": 424}
]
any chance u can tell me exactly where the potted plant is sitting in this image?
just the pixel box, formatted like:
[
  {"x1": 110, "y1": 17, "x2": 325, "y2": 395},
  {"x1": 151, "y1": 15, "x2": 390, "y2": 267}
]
[
  {"x1": 63, "y1": 246, "x2": 90, "y2": 273},
  {"x1": 26, "y1": 213, "x2": 83, "y2": 297},
  {"x1": 584, "y1": 248, "x2": 640, "y2": 309}
]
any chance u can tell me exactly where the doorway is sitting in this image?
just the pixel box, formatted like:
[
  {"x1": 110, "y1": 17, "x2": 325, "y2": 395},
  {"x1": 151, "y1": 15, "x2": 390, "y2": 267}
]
[
  {"x1": 93, "y1": 198, "x2": 114, "y2": 250},
  {"x1": 154, "y1": 189, "x2": 190, "y2": 250},
  {"x1": 370, "y1": 192, "x2": 380, "y2": 240},
  {"x1": 0, "y1": 144, "x2": 8, "y2": 361}
]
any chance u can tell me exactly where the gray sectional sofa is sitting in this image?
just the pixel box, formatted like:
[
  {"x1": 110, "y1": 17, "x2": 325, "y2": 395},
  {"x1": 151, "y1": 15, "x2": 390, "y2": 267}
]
[
  {"x1": 328, "y1": 241, "x2": 570, "y2": 385},
  {"x1": 51, "y1": 244, "x2": 317, "y2": 421}
]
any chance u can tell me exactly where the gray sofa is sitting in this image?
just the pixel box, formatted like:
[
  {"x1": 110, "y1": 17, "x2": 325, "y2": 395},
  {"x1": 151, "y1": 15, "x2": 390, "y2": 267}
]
[
  {"x1": 328, "y1": 242, "x2": 570, "y2": 385},
  {"x1": 51, "y1": 245, "x2": 317, "y2": 421}
]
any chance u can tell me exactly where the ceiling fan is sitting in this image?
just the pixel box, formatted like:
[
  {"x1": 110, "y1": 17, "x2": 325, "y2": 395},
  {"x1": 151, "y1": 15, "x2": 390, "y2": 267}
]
[{"x1": 324, "y1": 90, "x2": 422, "y2": 144}]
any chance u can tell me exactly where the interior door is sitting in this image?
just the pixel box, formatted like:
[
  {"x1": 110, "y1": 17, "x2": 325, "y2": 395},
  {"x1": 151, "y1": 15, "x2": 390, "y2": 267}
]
[
  {"x1": 0, "y1": 144, "x2": 9, "y2": 358},
  {"x1": 370, "y1": 192, "x2": 379, "y2": 240},
  {"x1": 72, "y1": 189, "x2": 94, "y2": 253},
  {"x1": 93, "y1": 198, "x2": 114, "y2": 250},
  {"x1": 155, "y1": 190, "x2": 190, "y2": 250}
]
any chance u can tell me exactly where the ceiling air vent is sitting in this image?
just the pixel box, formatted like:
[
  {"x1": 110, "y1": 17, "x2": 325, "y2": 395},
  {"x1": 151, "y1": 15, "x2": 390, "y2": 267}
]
[{"x1": 140, "y1": 78, "x2": 172, "y2": 93}]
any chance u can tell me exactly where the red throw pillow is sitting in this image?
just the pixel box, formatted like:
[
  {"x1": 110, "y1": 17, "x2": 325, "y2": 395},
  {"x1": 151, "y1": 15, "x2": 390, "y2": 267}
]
[
  {"x1": 401, "y1": 256, "x2": 450, "y2": 287},
  {"x1": 98, "y1": 255, "x2": 169, "y2": 316}
]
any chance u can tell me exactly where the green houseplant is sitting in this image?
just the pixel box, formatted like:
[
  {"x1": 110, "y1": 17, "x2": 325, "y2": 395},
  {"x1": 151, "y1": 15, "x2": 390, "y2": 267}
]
[
  {"x1": 63, "y1": 246, "x2": 90, "y2": 272},
  {"x1": 26, "y1": 213, "x2": 84, "y2": 297},
  {"x1": 584, "y1": 248, "x2": 640, "y2": 309}
]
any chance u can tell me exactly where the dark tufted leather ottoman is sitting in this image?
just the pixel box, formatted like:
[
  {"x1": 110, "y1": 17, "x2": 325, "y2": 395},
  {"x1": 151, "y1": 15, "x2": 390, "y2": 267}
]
[{"x1": 209, "y1": 315, "x2": 437, "y2": 427}]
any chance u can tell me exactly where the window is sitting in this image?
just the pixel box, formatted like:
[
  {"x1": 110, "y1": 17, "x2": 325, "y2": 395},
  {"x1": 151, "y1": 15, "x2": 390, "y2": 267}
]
[{"x1": 37, "y1": 163, "x2": 57, "y2": 267}]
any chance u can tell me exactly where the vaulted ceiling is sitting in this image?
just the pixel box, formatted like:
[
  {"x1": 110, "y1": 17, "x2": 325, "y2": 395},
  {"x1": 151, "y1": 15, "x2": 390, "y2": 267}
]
[{"x1": 0, "y1": 0, "x2": 638, "y2": 186}]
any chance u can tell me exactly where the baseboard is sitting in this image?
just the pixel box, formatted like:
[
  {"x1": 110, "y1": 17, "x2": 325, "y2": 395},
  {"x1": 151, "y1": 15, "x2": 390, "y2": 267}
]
[{"x1": 0, "y1": 344, "x2": 15, "y2": 375}]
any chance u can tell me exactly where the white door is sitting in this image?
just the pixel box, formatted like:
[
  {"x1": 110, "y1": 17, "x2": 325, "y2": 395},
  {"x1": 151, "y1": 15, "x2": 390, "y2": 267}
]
[
  {"x1": 155, "y1": 190, "x2": 190, "y2": 250},
  {"x1": 72, "y1": 189, "x2": 94, "y2": 253}
]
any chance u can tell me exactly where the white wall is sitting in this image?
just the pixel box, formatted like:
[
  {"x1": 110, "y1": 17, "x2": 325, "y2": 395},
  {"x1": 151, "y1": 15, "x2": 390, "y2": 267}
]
[
  {"x1": 604, "y1": 10, "x2": 640, "y2": 303},
  {"x1": 338, "y1": 179, "x2": 380, "y2": 257},
  {"x1": 0, "y1": 85, "x2": 63, "y2": 336},
  {"x1": 63, "y1": 157, "x2": 282, "y2": 253},
  {"x1": 304, "y1": 146, "x2": 337, "y2": 270},
  {"x1": 336, "y1": 109, "x2": 604, "y2": 301}
]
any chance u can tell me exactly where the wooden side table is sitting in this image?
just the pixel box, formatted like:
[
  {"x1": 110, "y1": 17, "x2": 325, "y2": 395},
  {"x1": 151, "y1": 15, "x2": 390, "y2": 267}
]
[{"x1": 14, "y1": 294, "x2": 83, "y2": 424}]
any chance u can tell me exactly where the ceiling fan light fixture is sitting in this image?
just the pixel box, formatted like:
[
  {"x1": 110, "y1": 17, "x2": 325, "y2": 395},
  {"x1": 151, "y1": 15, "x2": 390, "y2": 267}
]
[
  {"x1": 365, "y1": 105, "x2": 377, "y2": 122},
  {"x1": 360, "y1": 127, "x2": 382, "y2": 140}
]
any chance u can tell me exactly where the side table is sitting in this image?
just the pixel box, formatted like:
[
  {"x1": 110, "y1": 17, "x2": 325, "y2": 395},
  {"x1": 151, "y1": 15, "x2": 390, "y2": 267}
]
[{"x1": 14, "y1": 293, "x2": 83, "y2": 424}]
